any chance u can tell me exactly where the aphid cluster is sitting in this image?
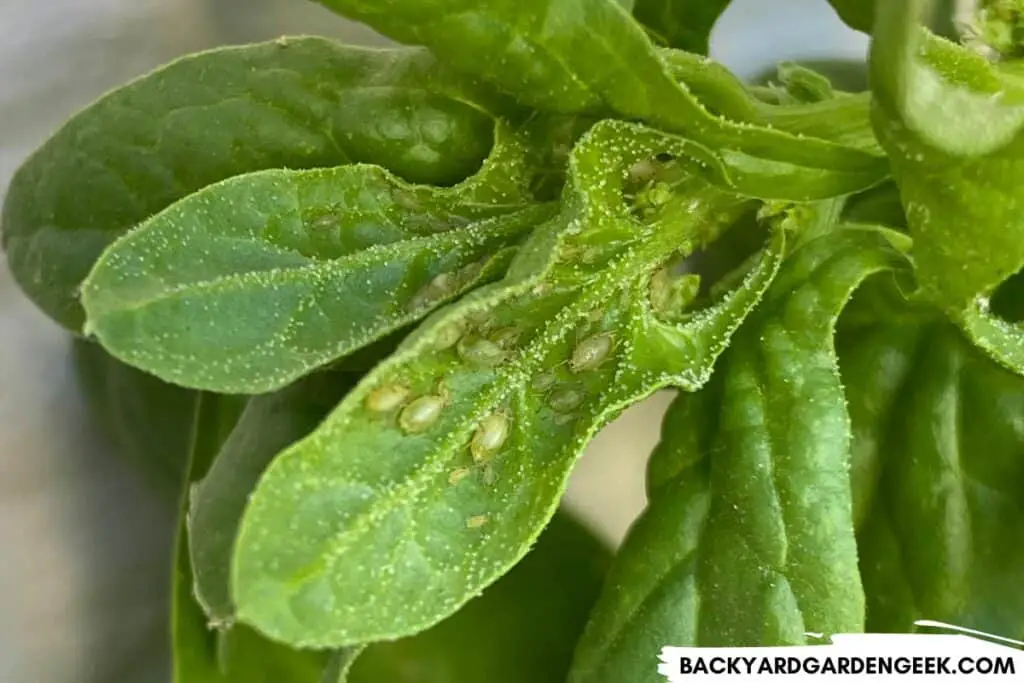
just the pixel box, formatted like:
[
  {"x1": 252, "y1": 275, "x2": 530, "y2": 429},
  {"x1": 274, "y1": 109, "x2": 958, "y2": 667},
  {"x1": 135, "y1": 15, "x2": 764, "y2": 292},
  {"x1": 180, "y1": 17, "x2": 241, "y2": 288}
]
[
  {"x1": 529, "y1": 329, "x2": 617, "y2": 425},
  {"x1": 364, "y1": 380, "x2": 450, "y2": 434}
]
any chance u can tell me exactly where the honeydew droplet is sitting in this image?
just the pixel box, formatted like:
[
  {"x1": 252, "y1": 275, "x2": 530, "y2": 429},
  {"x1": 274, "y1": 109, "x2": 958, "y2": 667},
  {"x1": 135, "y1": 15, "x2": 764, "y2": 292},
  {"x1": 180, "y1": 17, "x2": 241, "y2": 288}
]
[
  {"x1": 466, "y1": 515, "x2": 489, "y2": 528},
  {"x1": 399, "y1": 395, "x2": 445, "y2": 433},
  {"x1": 570, "y1": 332, "x2": 613, "y2": 373},
  {"x1": 548, "y1": 386, "x2": 584, "y2": 413},
  {"x1": 365, "y1": 384, "x2": 410, "y2": 413},
  {"x1": 471, "y1": 412, "x2": 510, "y2": 462},
  {"x1": 458, "y1": 336, "x2": 505, "y2": 366},
  {"x1": 448, "y1": 468, "x2": 471, "y2": 485}
]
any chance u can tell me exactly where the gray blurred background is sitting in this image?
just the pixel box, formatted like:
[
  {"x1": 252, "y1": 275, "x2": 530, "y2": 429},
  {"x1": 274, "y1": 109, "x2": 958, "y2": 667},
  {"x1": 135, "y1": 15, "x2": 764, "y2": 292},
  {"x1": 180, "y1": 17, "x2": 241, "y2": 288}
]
[{"x1": 0, "y1": 1, "x2": 867, "y2": 681}]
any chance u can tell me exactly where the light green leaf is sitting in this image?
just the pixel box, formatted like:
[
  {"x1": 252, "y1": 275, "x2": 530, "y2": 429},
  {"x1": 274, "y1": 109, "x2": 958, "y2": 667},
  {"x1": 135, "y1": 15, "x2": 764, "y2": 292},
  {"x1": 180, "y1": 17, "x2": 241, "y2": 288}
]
[
  {"x1": 659, "y1": 51, "x2": 882, "y2": 155},
  {"x1": 347, "y1": 512, "x2": 609, "y2": 683},
  {"x1": 569, "y1": 228, "x2": 906, "y2": 682},
  {"x1": 316, "y1": 0, "x2": 887, "y2": 200},
  {"x1": 632, "y1": 0, "x2": 731, "y2": 54},
  {"x1": 190, "y1": 373, "x2": 357, "y2": 625},
  {"x1": 871, "y1": 1, "x2": 1024, "y2": 375},
  {"x1": 841, "y1": 323, "x2": 1024, "y2": 639},
  {"x1": 80, "y1": 124, "x2": 553, "y2": 393},
  {"x1": 1, "y1": 37, "x2": 507, "y2": 330},
  {"x1": 872, "y1": 0, "x2": 1024, "y2": 157},
  {"x1": 230, "y1": 120, "x2": 786, "y2": 647}
]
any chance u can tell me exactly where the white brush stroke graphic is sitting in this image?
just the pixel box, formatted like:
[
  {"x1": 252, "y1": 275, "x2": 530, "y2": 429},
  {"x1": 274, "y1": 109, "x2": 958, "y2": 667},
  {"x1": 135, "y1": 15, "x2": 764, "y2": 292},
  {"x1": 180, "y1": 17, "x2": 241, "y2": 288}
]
[{"x1": 658, "y1": 621, "x2": 1024, "y2": 682}]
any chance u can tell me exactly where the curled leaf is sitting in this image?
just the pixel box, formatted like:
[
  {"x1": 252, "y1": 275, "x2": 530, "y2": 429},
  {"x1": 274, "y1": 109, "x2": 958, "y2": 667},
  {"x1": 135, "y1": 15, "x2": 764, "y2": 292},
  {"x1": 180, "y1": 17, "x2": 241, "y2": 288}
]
[
  {"x1": 871, "y1": 1, "x2": 1024, "y2": 375},
  {"x1": 316, "y1": 0, "x2": 888, "y2": 200},
  {"x1": 230, "y1": 120, "x2": 785, "y2": 647}
]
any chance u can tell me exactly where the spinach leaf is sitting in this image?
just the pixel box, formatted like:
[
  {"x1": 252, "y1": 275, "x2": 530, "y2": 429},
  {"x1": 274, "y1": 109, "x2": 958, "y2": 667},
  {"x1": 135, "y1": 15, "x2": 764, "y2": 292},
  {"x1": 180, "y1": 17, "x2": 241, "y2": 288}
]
[
  {"x1": 190, "y1": 373, "x2": 357, "y2": 625},
  {"x1": 80, "y1": 122, "x2": 554, "y2": 393},
  {"x1": 322, "y1": 649, "x2": 365, "y2": 683},
  {"x1": 828, "y1": 0, "x2": 874, "y2": 33},
  {"x1": 217, "y1": 626, "x2": 329, "y2": 683},
  {"x1": 347, "y1": 512, "x2": 609, "y2": 683},
  {"x1": 172, "y1": 394, "x2": 247, "y2": 683},
  {"x1": 569, "y1": 228, "x2": 906, "y2": 682},
  {"x1": 315, "y1": 0, "x2": 888, "y2": 200},
  {"x1": 842, "y1": 323, "x2": 1024, "y2": 639},
  {"x1": 230, "y1": 120, "x2": 786, "y2": 647},
  {"x1": 72, "y1": 339, "x2": 198, "y2": 499},
  {"x1": 632, "y1": 0, "x2": 731, "y2": 54},
  {"x1": 660, "y1": 55, "x2": 882, "y2": 156},
  {"x1": 1, "y1": 37, "x2": 506, "y2": 331},
  {"x1": 870, "y1": 1, "x2": 1024, "y2": 375}
]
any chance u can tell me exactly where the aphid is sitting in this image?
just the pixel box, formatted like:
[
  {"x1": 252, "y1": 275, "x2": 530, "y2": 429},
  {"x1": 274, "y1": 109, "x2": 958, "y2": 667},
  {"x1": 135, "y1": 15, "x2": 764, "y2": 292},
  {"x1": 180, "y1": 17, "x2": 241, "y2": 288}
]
[
  {"x1": 448, "y1": 468, "x2": 471, "y2": 485},
  {"x1": 548, "y1": 386, "x2": 584, "y2": 413},
  {"x1": 406, "y1": 272, "x2": 457, "y2": 313},
  {"x1": 569, "y1": 332, "x2": 614, "y2": 373},
  {"x1": 471, "y1": 412, "x2": 510, "y2": 462},
  {"x1": 466, "y1": 515, "x2": 489, "y2": 528},
  {"x1": 398, "y1": 395, "x2": 445, "y2": 433},
  {"x1": 482, "y1": 464, "x2": 498, "y2": 487},
  {"x1": 456, "y1": 261, "x2": 484, "y2": 285},
  {"x1": 433, "y1": 322, "x2": 464, "y2": 350},
  {"x1": 531, "y1": 372, "x2": 558, "y2": 392},
  {"x1": 627, "y1": 158, "x2": 658, "y2": 186},
  {"x1": 490, "y1": 326, "x2": 521, "y2": 348},
  {"x1": 458, "y1": 335, "x2": 506, "y2": 366},
  {"x1": 649, "y1": 269, "x2": 701, "y2": 319},
  {"x1": 429, "y1": 272, "x2": 456, "y2": 292},
  {"x1": 554, "y1": 413, "x2": 577, "y2": 426},
  {"x1": 364, "y1": 384, "x2": 410, "y2": 413}
]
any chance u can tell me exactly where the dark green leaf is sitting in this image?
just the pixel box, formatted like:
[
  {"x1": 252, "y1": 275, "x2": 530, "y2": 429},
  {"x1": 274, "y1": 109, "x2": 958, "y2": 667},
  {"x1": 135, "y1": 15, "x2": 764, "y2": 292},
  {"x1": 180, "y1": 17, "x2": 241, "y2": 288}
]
[
  {"x1": 172, "y1": 394, "x2": 247, "y2": 683},
  {"x1": 217, "y1": 625, "x2": 329, "y2": 683},
  {"x1": 190, "y1": 373, "x2": 357, "y2": 625},
  {"x1": 827, "y1": 0, "x2": 874, "y2": 33},
  {"x1": 569, "y1": 228, "x2": 906, "y2": 681},
  {"x1": 80, "y1": 124, "x2": 553, "y2": 393},
  {"x1": 316, "y1": 0, "x2": 888, "y2": 200},
  {"x1": 347, "y1": 512, "x2": 609, "y2": 683},
  {"x1": 230, "y1": 120, "x2": 786, "y2": 647},
  {"x1": 1, "y1": 37, "x2": 506, "y2": 330},
  {"x1": 72, "y1": 339, "x2": 198, "y2": 499},
  {"x1": 841, "y1": 323, "x2": 1024, "y2": 639},
  {"x1": 632, "y1": 0, "x2": 731, "y2": 54}
]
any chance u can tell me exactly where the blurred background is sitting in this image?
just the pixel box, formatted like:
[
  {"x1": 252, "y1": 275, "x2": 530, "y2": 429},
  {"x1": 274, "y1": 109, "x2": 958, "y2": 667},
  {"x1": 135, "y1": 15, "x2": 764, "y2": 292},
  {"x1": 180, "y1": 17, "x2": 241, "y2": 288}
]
[{"x1": 0, "y1": 0, "x2": 867, "y2": 680}]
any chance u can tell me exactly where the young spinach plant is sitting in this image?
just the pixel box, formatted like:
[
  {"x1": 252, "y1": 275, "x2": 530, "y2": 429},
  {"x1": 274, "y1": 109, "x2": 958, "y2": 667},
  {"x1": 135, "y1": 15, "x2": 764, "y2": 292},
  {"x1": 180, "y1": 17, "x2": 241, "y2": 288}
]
[{"x1": 5, "y1": 0, "x2": 1024, "y2": 680}]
